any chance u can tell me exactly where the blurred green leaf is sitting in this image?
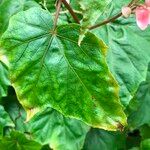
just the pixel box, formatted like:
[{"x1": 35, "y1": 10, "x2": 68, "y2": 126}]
[
  {"x1": 0, "y1": 131, "x2": 42, "y2": 150},
  {"x1": 41, "y1": 145, "x2": 52, "y2": 150},
  {"x1": 2, "y1": 95, "x2": 27, "y2": 133},
  {"x1": 127, "y1": 63, "x2": 150, "y2": 129},
  {"x1": 126, "y1": 130, "x2": 141, "y2": 150},
  {"x1": 140, "y1": 139, "x2": 150, "y2": 150},
  {"x1": 140, "y1": 125, "x2": 150, "y2": 140},
  {"x1": 27, "y1": 107, "x2": 89, "y2": 150},
  {"x1": 0, "y1": 105, "x2": 14, "y2": 138},
  {"x1": 83, "y1": 128, "x2": 126, "y2": 150},
  {"x1": 128, "y1": 147, "x2": 140, "y2": 150},
  {"x1": 0, "y1": 61, "x2": 10, "y2": 99}
]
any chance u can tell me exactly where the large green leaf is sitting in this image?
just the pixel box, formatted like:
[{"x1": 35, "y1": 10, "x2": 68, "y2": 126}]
[
  {"x1": 0, "y1": 131, "x2": 42, "y2": 150},
  {"x1": 83, "y1": 128, "x2": 126, "y2": 150},
  {"x1": 1, "y1": 7, "x2": 126, "y2": 130},
  {"x1": 0, "y1": 105, "x2": 14, "y2": 138},
  {"x1": 0, "y1": 0, "x2": 40, "y2": 36},
  {"x1": 127, "y1": 63, "x2": 150, "y2": 129},
  {"x1": 93, "y1": 2, "x2": 150, "y2": 107},
  {"x1": 0, "y1": 60, "x2": 10, "y2": 98},
  {"x1": 27, "y1": 107, "x2": 89, "y2": 150}
]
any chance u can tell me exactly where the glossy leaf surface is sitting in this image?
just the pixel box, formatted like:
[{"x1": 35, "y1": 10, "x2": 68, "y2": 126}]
[{"x1": 1, "y1": 7, "x2": 126, "y2": 130}]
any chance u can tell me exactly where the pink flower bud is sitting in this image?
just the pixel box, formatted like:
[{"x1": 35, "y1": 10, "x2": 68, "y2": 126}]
[
  {"x1": 135, "y1": 6, "x2": 149, "y2": 30},
  {"x1": 122, "y1": 6, "x2": 132, "y2": 18},
  {"x1": 145, "y1": 0, "x2": 150, "y2": 7}
]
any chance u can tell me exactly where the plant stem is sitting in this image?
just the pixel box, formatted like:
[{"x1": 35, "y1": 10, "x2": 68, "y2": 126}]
[
  {"x1": 89, "y1": 13, "x2": 122, "y2": 30},
  {"x1": 62, "y1": 0, "x2": 80, "y2": 24},
  {"x1": 129, "y1": 0, "x2": 136, "y2": 6},
  {"x1": 89, "y1": 0, "x2": 139, "y2": 30},
  {"x1": 53, "y1": 0, "x2": 62, "y2": 30}
]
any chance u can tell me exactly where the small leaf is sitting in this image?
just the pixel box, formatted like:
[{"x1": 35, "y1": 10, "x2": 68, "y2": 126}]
[
  {"x1": 1, "y1": 7, "x2": 126, "y2": 130},
  {"x1": 77, "y1": 0, "x2": 112, "y2": 44},
  {"x1": 78, "y1": 0, "x2": 112, "y2": 28}
]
